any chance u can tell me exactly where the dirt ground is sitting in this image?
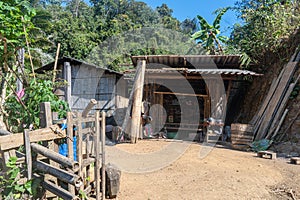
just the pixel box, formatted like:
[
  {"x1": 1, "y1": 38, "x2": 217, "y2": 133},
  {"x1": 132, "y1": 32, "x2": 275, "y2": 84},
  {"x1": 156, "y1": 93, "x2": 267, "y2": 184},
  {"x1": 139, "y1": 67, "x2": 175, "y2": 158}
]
[{"x1": 107, "y1": 140, "x2": 300, "y2": 200}]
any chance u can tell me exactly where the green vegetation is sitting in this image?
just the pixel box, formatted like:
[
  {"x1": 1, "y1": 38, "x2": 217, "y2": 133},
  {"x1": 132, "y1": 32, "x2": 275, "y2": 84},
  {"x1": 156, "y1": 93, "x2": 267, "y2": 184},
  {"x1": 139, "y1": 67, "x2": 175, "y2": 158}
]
[
  {"x1": 0, "y1": 0, "x2": 299, "y2": 198},
  {"x1": 0, "y1": 156, "x2": 41, "y2": 199},
  {"x1": 230, "y1": 0, "x2": 300, "y2": 68},
  {"x1": 5, "y1": 79, "x2": 69, "y2": 132},
  {"x1": 191, "y1": 8, "x2": 229, "y2": 55},
  {"x1": 0, "y1": 0, "x2": 298, "y2": 132}
]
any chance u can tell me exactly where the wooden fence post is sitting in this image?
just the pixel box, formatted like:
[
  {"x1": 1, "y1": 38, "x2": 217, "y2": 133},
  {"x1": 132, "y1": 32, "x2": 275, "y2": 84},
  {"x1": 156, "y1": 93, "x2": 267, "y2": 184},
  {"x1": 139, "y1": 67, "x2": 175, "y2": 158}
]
[
  {"x1": 101, "y1": 112, "x2": 106, "y2": 200},
  {"x1": 39, "y1": 102, "x2": 52, "y2": 128},
  {"x1": 23, "y1": 129, "x2": 32, "y2": 180},
  {"x1": 67, "y1": 112, "x2": 75, "y2": 194},
  {"x1": 95, "y1": 111, "x2": 101, "y2": 200}
]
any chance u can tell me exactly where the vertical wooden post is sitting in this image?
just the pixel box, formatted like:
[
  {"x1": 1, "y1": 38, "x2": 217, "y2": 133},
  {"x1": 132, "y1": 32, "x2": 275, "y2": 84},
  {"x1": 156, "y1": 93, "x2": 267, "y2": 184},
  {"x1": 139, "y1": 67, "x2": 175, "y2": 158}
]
[
  {"x1": 39, "y1": 102, "x2": 60, "y2": 197},
  {"x1": 40, "y1": 102, "x2": 53, "y2": 128},
  {"x1": 76, "y1": 113, "x2": 83, "y2": 192},
  {"x1": 226, "y1": 80, "x2": 232, "y2": 102},
  {"x1": 158, "y1": 93, "x2": 164, "y2": 132},
  {"x1": 64, "y1": 62, "x2": 72, "y2": 107},
  {"x1": 67, "y1": 112, "x2": 75, "y2": 193},
  {"x1": 130, "y1": 60, "x2": 146, "y2": 143},
  {"x1": 23, "y1": 129, "x2": 32, "y2": 180},
  {"x1": 101, "y1": 112, "x2": 106, "y2": 200},
  {"x1": 95, "y1": 112, "x2": 100, "y2": 200},
  {"x1": 119, "y1": 62, "x2": 144, "y2": 141}
]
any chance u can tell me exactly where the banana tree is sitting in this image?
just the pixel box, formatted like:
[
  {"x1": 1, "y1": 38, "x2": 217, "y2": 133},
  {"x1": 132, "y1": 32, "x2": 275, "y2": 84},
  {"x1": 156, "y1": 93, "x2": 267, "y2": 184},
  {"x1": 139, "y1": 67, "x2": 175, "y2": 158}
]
[{"x1": 191, "y1": 8, "x2": 228, "y2": 54}]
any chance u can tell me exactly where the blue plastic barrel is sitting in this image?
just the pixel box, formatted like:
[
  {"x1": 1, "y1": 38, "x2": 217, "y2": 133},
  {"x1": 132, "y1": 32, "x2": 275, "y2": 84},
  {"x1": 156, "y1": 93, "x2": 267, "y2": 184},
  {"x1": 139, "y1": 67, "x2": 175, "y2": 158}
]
[{"x1": 58, "y1": 136, "x2": 77, "y2": 161}]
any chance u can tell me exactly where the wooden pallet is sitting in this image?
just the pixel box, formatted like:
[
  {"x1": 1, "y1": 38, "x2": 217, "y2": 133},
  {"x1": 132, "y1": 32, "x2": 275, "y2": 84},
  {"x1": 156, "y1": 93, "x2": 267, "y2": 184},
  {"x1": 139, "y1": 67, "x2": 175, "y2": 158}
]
[
  {"x1": 257, "y1": 151, "x2": 277, "y2": 159},
  {"x1": 290, "y1": 157, "x2": 300, "y2": 165}
]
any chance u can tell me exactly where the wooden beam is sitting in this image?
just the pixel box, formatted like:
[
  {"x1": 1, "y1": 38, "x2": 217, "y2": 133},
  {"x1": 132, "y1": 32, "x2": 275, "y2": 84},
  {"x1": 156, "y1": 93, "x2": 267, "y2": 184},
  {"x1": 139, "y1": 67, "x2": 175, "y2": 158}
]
[
  {"x1": 0, "y1": 125, "x2": 65, "y2": 151},
  {"x1": 31, "y1": 143, "x2": 79, "y2": 172},
  {"x1": 255, "y1": 61, "x2": 299, "y2": 140},
  {"x1": 278, "y1": 109, "x2": 300, "y2": 141},
  {"x1": 82, "y1": 99, "x2": 97, "y2": 118},
  {"x1": 130, "y1": 60, "x2": 146, "y2": 143},
  {"x1": 35, "y1": 160, "x2": 82, "y2": 187},
  {"x1": 95, "y1": 111, "x2": 101, "y2": 200},
  {"x1": 76, "y1": 114, "x2": 83, "y2": 191},
  {"x1": 64, "y1": 62, "x2": 72, "y2": 107},
  {"x1": 118, "y1": 60, "x2": 143, "y2": 142},
  {"x1": 66, "y1": 111, "x2": 75, "y2": 194},
  {"x1": 42, "y1": 180, "x2": 80, "y2": 200},
  {"x1": 270, "y1": 109, "x2": 288, "y2": 140},
  {"x1": 267, "y1": 77, "x2": 299, "y2": 138},
  {"x1": 39, "y1": 102, "x2": 53, "y2": 129},
  {"x1": 101, "y1": 112, "x2": 106, "y2": 200},
  {"x1": 226, "y1": 80, "x2": 232, "y2": 101}
]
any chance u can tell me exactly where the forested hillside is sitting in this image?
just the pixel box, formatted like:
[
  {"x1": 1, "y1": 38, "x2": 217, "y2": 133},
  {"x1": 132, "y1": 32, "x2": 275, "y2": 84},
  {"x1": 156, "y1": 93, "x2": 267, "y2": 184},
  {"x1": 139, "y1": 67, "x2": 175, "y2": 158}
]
[{"x1": 0, "y1": 0, "x2": 299, "y2": 132}]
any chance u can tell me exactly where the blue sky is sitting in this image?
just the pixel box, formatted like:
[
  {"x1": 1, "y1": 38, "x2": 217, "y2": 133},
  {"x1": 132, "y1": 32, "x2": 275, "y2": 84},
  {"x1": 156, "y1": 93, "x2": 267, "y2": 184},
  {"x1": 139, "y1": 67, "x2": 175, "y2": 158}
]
[{"x1": 141, "y1": 0, "x2": 239, "y2": 35}]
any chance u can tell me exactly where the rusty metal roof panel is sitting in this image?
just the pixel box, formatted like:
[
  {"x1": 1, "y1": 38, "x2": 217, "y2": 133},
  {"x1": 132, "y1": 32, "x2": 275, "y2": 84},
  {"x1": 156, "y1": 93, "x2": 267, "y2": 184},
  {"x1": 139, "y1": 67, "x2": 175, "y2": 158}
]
[
  {"x1": 131, "y1": 55, "x2": 242, "y2": 68},
  {"x1": 187, "y1": 69, "x2": 262, "y2": 76},
  {"x1": 141, "y1": 68, "x2": 262, "y2": 76}
]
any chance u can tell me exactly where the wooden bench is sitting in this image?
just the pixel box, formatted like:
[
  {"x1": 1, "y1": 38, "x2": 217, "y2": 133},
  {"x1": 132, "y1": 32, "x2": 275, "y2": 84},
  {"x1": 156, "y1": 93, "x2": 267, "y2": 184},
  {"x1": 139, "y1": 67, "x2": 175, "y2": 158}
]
[
  {"x1": 290, "y1": 157, "x2": 300, "y2": 165},
  {"x1": 257, "y1": 151, "x2": 277, "y2": 159}
]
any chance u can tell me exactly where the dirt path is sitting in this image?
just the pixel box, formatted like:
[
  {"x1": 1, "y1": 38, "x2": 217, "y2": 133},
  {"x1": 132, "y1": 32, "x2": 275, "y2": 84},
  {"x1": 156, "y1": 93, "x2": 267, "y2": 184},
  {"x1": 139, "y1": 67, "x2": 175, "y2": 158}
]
[{"x1": 107, "y1": 140, "x2": 300, "y2": 200}]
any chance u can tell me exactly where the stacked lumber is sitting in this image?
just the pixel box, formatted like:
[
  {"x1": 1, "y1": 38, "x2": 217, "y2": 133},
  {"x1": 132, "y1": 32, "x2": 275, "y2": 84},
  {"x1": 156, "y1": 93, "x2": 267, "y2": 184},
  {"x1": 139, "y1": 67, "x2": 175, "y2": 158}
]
[
  {"x1": 252, "y1": 48, "x2": 300, "y2": 141},
  {"x1": 231, "y1": 123, "x2": 254, "y2": 145}
]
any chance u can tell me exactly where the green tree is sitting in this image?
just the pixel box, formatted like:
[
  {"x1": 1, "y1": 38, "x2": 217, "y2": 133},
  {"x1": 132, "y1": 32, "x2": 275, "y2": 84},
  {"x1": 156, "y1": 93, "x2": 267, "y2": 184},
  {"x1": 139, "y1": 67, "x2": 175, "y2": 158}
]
[
  {"x1": 156, "y1": 3, "x2": 180, "y2": 30},
  {"x1": 229, "y1": 0, "x2": 299, "y2": 67},
  {"x1": 180, "y1": 18, "x2": 198, "y2": 34},
  {"x1": 156, "y1": 3, "x2": 173, "y2": 17},
  {"x1": 191, "y1": 8, "x2": 229, "y2": 54},
  {"x1": 0, "y1": 0, "x2": 37, "y2": 130}
]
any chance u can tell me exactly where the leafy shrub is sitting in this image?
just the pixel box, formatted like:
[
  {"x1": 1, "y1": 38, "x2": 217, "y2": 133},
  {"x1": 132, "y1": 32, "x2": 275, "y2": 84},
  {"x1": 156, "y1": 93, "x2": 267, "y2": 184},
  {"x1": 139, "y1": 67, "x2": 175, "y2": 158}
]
[{"x1": 5, "y1": 79, "x2": 69, "y2": 132}]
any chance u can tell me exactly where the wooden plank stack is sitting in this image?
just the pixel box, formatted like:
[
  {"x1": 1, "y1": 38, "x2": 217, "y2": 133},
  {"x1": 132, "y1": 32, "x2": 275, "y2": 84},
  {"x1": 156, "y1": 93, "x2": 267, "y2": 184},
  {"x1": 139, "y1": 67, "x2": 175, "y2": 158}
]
[
  {"x1": 252, "y1": 48, "x2": 300, "y2": 141},
  {"x1": 231, "y1": 123, "x2": 254, "y2": 145}
]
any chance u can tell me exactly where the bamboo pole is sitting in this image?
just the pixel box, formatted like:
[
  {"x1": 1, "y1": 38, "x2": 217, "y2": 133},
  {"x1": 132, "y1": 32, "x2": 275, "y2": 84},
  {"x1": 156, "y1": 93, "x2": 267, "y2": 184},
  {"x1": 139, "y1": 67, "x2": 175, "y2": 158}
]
[
  {"x1": 82, "y1": 99, "x2": 97, "y2": 117},
  {"x1": 52, "y1": 43, "x2": 61, "y2": 83},
  {"x1": 35, "y1": 160, "x2": 83, "y2": 187},
  {"x1": 42, "y1": 180, "x2": 80, "y2": 200},
  {"x1": 31, "y1": 143, "x2": 79, "y2": 172},
  {"x1": 21, "y1": 16, "x2": 35, "y2": 82},
  {"x1": 130, "y1": 60, "x2": 146, "y2": 143}
]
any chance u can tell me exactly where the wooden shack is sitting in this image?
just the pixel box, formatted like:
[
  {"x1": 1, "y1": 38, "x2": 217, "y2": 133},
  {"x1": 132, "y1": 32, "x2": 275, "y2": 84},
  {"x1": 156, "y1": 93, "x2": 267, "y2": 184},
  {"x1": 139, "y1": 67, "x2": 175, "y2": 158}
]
[
  {"x1": 129, "y1": 55, "x2": 261, "y2": 139},
  {"x1": 37, "y1": 57, "x2": 128, "y2": 119}
]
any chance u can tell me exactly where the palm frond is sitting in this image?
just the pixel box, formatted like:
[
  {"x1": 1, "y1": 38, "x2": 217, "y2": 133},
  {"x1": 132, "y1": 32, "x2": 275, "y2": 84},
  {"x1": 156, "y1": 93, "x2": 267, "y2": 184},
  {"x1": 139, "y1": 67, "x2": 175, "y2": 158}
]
[
  {"x1": 213, "y1": 7, "x2": 229, "y2": 30},
  {"x1": 197, "y1": 15, "x2": 210, "y2": 30}
]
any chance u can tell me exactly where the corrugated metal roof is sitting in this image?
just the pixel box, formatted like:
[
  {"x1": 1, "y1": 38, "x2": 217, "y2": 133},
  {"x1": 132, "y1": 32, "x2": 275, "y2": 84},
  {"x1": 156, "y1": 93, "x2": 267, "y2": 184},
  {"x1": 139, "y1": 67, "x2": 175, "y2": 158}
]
[
  {"x1": 36, "y1": 56, "x2": 122, "y2": 75},
  {"x1": 131, "y1": 55, "x2": 243, "y2": 69},
  {"x1": 124, "y1": 68, "x2": 262, "y2": 76},
  {"x1": 187, "y1": 69, "x2": 261, "y2": 75}
]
